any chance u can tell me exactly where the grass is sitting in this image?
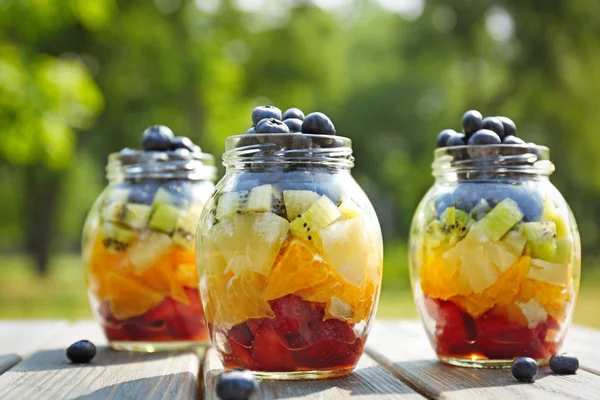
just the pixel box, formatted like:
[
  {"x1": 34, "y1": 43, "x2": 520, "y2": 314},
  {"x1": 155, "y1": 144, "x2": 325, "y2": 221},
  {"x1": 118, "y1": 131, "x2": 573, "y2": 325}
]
[{"x1": 1, "y1": 254, "x2": 599, "y2": 329}]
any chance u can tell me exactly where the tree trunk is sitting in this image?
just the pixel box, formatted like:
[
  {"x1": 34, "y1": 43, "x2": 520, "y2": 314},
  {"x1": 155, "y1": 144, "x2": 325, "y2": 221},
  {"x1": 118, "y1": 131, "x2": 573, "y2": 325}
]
[{"x1": 24, "y1": 166, "x2": 63, "y2": 277}]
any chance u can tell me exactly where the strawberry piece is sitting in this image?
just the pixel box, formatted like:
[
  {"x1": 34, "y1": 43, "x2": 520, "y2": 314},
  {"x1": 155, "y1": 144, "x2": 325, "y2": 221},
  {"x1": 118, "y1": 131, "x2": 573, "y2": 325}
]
[
  {"x1": 269, "y1": 295, "x2": 312, "y2": 334},
  {"x1": 252, "y1": 325, "x2": 295, "y2": 371},
  {"x1": 434, "y1": 299, "x2": 476, "y2": 356},
  {"x1": 222, "y1": 340, "x2": 255, "y2": 370},
  {"x1": 310, "y1": 318, "x2": 357, "y2": 344},
  {"x1": 476, "y1": 313, "x2": 548, "y2": 359},
  {"x1": 228, "y1": 323, "x2": 254, "y2": 347},
  {"x1": 296, "y1": 338, "x2": 363, "y2": 369}
]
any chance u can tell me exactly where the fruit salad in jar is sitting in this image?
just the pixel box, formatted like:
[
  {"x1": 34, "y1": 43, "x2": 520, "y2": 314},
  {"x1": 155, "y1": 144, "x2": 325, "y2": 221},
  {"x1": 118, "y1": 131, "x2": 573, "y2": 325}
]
[
  {"x1": 197, "y1": 106, "x2": 383, "y2": 379},
  {"x1": 82, "y1": 125, "x2": 217, "y2": 352},
  {"x1": 410, "y1": 111, "x2": 581, "y2": 367}
]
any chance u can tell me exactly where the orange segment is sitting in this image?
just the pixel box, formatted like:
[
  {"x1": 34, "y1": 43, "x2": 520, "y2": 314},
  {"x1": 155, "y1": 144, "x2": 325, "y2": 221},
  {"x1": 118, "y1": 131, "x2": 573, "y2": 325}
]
[
  {"x1": 137, "y1": 252, "x2": 177, "y2": 294},
  {"x1": 87, "y1": 238, "x2": 131, "y2": 300},
  {"x1": 451, "y1": 256, "x2": 531, "y2": 317},
  {"x1": 106, "y1": 272, "x2": 165, "y2": 320},
  {"x1": 518, "y1": 278, "x2": 573, "y2": 321},
  {"x1": 263, "y1": 238, "x2": 329, "y2": 300},
  {"x1": 420, "y1": 246, "x2": 471, "y2": 300},
  {"x1": 170, "y1": 263, "x2": 198, "y2": 305}
]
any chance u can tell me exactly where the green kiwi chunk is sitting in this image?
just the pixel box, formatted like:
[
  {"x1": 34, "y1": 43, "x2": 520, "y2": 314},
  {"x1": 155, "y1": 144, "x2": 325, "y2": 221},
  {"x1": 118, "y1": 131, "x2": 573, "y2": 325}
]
[
  {"x1": 149, "y1": 204, "x2": 180, "y2": 234},
  {"x1": 473, "y1": 198, "x2": 524, "y2": 241},
  {"x1": 290, "y1": 195, "x2": 341, "y2": 247},
  {"x1": 100, "y1": 222, "x2": 137, "y2": 253},
  {"x1": 521, "y1": 221, "x2": 557, "y2": 261},
  {"x1": 102, "y1": 201, "x2": 152, "y2": 229},
  {"x1": 172, "y1": 211, "x2": 200, "y2": 251}
]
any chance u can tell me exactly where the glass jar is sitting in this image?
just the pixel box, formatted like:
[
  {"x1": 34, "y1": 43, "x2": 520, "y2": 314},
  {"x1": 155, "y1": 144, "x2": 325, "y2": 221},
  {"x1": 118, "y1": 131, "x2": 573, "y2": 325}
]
[
  {"x1": 409, "y1": 145, "x2": 581, "y2": 368},
  {"x1": 196, "y1": 134, "x2": 383, "y2": 379},
  {"x1": 82, "y1": 149, "x2": 217, "y2": 352}
]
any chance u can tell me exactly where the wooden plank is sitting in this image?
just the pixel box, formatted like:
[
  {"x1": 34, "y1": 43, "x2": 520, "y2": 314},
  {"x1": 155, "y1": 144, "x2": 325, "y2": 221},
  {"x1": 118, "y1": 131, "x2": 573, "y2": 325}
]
[
  {"x1": 563, "y1": 325, "x2": 600, "y2": 375},
  {"x1": 0, "y1": 321, "x2": 201, "y2": 400},
  {"x1": 0, "y1": 320, "x2": 69, "y2": 375},
  {"x1": 365, "y1": 320, "x2": 600, "y2": 400},
  {"x1": 203, "y1": 347, "x2": 423, "y2": 399}
]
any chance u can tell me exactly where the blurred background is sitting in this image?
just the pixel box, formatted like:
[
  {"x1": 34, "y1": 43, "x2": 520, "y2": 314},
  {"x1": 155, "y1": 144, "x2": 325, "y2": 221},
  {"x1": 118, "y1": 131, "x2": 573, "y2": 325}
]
[{"x1": 1, "y1": 0, "x2": 600, "y2": 327}]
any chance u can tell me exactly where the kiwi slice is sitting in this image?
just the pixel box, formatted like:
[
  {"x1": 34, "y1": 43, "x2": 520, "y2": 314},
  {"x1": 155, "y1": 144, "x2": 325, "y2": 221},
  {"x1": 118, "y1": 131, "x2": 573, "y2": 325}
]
[
  {"x1": 424, "y1": 220, "x2": 447, "y2": 248},
  {"x1": 149, "y1": 204, "x2": 180, "y2": 234},
  {"x1": 521, "y1": 221, "x2": 557, "y2": 261},
  {"x1": 102, "y1": 201, "x2": 152, "y2": 230},
  {"x1": 440, "y1": 207, "x2": 472, "y2": 238},
  {"x1": 283, "y1": 190, "x2": 322, "y2": 221},
  {"x1": 153, "y1": 188, "x2": 176, "y2": 206},
  {"x1": 472, "y1": 198, "x2": 524, "y2": 241},
  {"x1": 290, "y1": 195, "x2": 341, "y2": 248},
  {"x1": 542, "y1": 197, "x2": 569, "y2": 238},
  {"x1": 99, "y1": 222, "x2": 136, "y2": 253},
  {"x1": 553, "y1": 238, "x2": 573, "y2": 264},
  {"x1": 172, "y1": 211, "x2": 200, "y2": 251},
  {"x1": 216, "y1": 190, "x2": 249, "y2": 220}
]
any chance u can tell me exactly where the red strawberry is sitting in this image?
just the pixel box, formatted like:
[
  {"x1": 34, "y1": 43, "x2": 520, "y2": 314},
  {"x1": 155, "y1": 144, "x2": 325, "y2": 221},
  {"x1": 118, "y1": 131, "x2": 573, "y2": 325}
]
[
  {"x1": 435, "y1": 300, "x2": 476, "y2": 356},
  {"x1": 252, "y1": 325, "x2": 295, "y2": 371},
  {"x1": 247, "y1": 318, "x2": 272, "y2": 336},
  {"x1": 222, "y1": 340, "x2": 255, "y2": 370},
  {"x1": 476, "y1": 313, "x2": 548, "y2": 359},
  {"x1": 310, "y1": 318, "x2": 357, "y2": 344},
  {"x1": 228, "y1": 323, "x2": 254, "y2": 347},
  {"x1": 296, "y1": 338, "x2": 363, "y2": 369},
  {"x1": 269, "y1": 295, "x2": 312, "y2": 334}
]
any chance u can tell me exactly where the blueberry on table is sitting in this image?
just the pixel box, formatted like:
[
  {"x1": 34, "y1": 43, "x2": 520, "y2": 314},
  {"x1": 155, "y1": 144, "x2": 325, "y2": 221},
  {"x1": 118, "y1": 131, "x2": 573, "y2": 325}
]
[
  {"x1": 462, "y1": 110, "x2": 483, "y2": 137},
  {"x1": 141, "y1": 125, "x2": 174, "y2": 151},
  {"x1": 302, "y1": 112, "x2": 336, "y2": 135},
  {"x1": 282, "y1": 108, "x2": 305, "y2": 121},
  {"x1": 511, "y1": 357, "x2": 538, "y2": 383},
  {"x1": 170, "y1": 136, "x2": 195, "y2": 151},
  {"x1": 216, "y1": 369, "x2": 259, "y2": 400},
  {"x1": 497, "y1": 116, "x2": 517, "y2": 137},
  {"x1": 251, "y1": 106, "x2": 282, "y2": 126},
  {"x1": 467, "y1": 129, "x2": 501, "y2": 145},
  {"x1": 436, "y1": 129, "x2": 456, "y2": 148},
  {"x1": 549, "y1": 353, "x2": 579, "y2": 374},
  {"x1": 283, "y1": 118, "x2": 303, "y2": 133},
  {"x1": 482, "y1": 117, "x2": 505, "y2": 139},
  {"x1": 503, "y1": 135, "x2": 525, "y2": 145},
  {"x1": 255, "y1": 118, "x2": 291, "y2": 133},
  {"x1": 66, "y1": 340, "x2": 96, "y2": 364}
]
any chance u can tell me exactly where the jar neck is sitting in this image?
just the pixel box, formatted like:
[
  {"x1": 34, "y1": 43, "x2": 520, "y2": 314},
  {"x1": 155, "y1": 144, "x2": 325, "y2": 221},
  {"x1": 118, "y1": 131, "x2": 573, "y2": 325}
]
[
  {"x1": 433, "y1": 144, "x2": 554, "y2": 183},
  {"x1": 222, "y1": 133, "x2": 355, "y2": 172},
  {"x1": 106, "y1": 151, "x2": 217, "y2": 182}
]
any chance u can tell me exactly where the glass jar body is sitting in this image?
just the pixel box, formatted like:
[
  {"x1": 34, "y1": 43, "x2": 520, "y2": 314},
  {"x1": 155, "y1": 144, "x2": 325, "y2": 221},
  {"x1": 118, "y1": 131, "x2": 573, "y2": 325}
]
[
  {"x1": 197, "y1": 166, "x2": 383, "y2": 379},
  {"x1": 410, "y1": 172, "x2": 580, "y2": 368},
  {"x1": 83, "y1": 174, "x2": 215, "y2": 352}
]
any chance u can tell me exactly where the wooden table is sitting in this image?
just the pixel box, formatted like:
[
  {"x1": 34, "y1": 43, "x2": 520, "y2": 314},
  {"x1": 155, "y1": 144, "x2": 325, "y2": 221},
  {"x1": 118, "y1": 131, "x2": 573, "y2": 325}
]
[{"x1": 1, "y1": 320, "x2": 599, "y2": 399}]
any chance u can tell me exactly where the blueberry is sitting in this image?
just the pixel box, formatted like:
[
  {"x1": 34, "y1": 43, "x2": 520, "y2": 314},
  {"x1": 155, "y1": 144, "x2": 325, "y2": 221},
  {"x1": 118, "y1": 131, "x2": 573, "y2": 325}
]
[
  {"x1": 163, "y1": 180, "x2": 192, "y2": 207},
  {"x1": 468, "y1": 129, "x2": 501, "y2": 146},
  {"x1": 447, "y1": 133, "x2": 466, "y2": 147},
  {"x1": 549, "y1": 353, "x2": 579, "y2": 374},
  {"x1": 302, "y1": 112, "x2": 336, "y2": 135},
  {"x1": 503, "y1": 135, "x2": 525, "y2": 145},
  {"x1": 282, "y1": 108, "x2": 305, "y2": 121},
  {"x1": 482, "y1": 117, "x2": 505, "y2": 140},
  {"x1": 434, "y1": 193, "x2": 453, "y2": 217},
  {"x1": 128, "y1": 182, "x2": 159, "y2": 204},
  {"x1": 283, "y1": 118, "x2": 303, "y2": 133},
  {"x1": 245, "y1": 127, "x2": 256, "y2": 134},
  {"x1": 462, "y1": 110, "x2": 483, "y2": 137},
  {"x1": 141, "y1": 125, "x2": 174, "y2": 151},
  {"x1": 170, "y1": 136, "x2": 195, "y2": 151},
  {"x1": 255, "y1": 118, "x2": 290, "y2": 133},
  {"x1": 119, "y1": 148, "x2": 139, "y2": 165},
  {"x1": 169, "y1": 148, "x2": 191, "y2": 160},
  {"x1": 215, "y1": 369, "x2": 259, "y2": 400},
  {"x1": 511, "y1": 357, "x2": 538, "y2": 383},
  {"x1": 251, "y1": 106, "x2": 282, "y2": 126},
  {"x1": 436, "y1": 129, "x2": 456, "y2": 148},
  {"x1": 66, "y1": 340, "x2": 96, "y2": 364},
  {"x1": 497, "y1": 116, "x2": 517, "y2": 137}
]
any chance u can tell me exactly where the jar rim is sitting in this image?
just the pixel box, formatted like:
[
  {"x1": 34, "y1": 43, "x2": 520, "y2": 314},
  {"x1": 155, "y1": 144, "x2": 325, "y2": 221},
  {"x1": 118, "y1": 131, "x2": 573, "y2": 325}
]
[
  {"x1": 432, "y1": 144, "x2": 555, "y2": 179},
  {"x1": 106, "y1": 149, "x2": 217, "y2": 181},
  {"x1": 222, "y1": 133, "x2": 354, "y2": 169}
]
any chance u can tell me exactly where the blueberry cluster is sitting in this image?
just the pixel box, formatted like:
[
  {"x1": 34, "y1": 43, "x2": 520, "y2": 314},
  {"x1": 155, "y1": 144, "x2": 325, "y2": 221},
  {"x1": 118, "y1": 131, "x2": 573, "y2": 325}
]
[
  {"x1": 118, "y1": 125, "x2": 202, "y2": 165},
  {"x1": 245, "y1": 105, "x2": 336, "y2": 135},
  {"x1": 436, "y1": 110, "x2": 530, "y2": 151},
  {"x1": 511, "y1": 353, "x2": 579, "y2": 383}
]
